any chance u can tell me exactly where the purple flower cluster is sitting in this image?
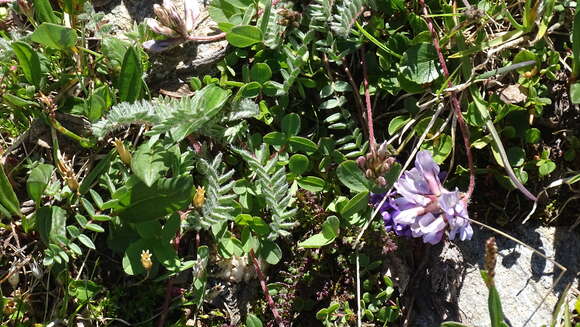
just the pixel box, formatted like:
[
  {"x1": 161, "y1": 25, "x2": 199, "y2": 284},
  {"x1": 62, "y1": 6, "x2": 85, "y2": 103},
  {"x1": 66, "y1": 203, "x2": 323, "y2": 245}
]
[{"x1": 371, "y1": 150, "x2": 473, "y2": 245}]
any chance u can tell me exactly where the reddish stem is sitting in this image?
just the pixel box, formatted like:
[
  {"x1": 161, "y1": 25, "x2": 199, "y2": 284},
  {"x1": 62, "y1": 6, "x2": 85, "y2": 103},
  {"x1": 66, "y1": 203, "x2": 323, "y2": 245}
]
[
  {"x1": 360, "y1": 46, "x2": 376, "y2": 151},
  {"x1": 418, "y1": 0, "x2": 475, "y2": 199},
  {"x1": 249, "y1": 249, "x2": 284, "y2": 327},
  {"x1": 157, "y1": 222, "x2": 183, "y2": 327},
  {"x1": 187, "y1": 32, "x2": 226, "y2": 42},
  {"x1": 343, "y1": 64, "x2": 369, "y2": 140}
]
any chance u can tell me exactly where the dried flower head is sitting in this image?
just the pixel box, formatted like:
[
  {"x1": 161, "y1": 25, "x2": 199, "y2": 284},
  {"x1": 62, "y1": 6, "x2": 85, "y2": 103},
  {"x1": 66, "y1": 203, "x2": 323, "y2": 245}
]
[
  {"x1": 484, "y1": 237, "x2": 497, "y2": 287},
  {"x1": 144, "y1": 0, "x2": 201, "y2": 52},
  {"x1": 113, "y1": 138, "x2": 132, "y2": 165},
  {"x1": 140, "y1": 250, "x2": 153, "y2": 271},
  {"x1": 192, "y1": 186, "x2": 205, "y2": 209},
  {"x1": 57, "y1": 155, "x2": 79, "y2": 192}
]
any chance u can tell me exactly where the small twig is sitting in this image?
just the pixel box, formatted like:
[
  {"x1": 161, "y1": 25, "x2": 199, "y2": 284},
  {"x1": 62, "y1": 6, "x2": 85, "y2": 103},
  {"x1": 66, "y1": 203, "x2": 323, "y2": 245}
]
[
  {"x1": 360, "y1": 46, "x2": 376, "y2": 151},
  {"x1": 249, "y1": 249, "x2": 284, "y2": 327},
  {"x1": 355, "y1": 253, "x2": 362, "y2": 327},
  {"x1": 418, "y1": 0, "x2": 475, "y2": 199},
  {"x1": 343, "y1": 64, "x2": 368, "y2": 139},
  {"x1": 157, "y1": 229, "x2": 182, "y2": 327}
]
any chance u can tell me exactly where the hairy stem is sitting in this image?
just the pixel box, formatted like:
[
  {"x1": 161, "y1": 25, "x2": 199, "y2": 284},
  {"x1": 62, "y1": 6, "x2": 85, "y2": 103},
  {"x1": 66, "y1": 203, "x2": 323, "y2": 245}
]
[
  {"x1": 343, "y1": 64, "x2": 368, "y2": 140},
  {"x1": 418, "y1": 0, "x2": 475, "y2": 198},
  {"x1": 249, "y1": 249, "x2": 284, "y2": 327},
  {"x1": 360, "y1": 46, "x2": 376, "y2": 151}
]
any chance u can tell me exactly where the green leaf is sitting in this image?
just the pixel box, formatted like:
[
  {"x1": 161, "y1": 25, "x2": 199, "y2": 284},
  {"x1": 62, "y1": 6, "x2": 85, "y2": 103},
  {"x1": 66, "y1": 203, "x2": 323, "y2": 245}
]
[
  {"x1": 36, "y1": 206, "x2": 66, "y2": 245},
  {"x1": 321, "y1": 215, "x2": 340, "y2": 239},
  {"x1": 420, "y1": 134, "x2": 453, "y2": 164},
  {"x1": 226, "y1": 25, "x2": 263, "y2": 47},
  {"x1": 250, "y1": 63, "x2": 272, "y2": 84},
  {"x1": 297, "y1": 176, "x2": 325, "y2": 192},
  {"x1": 131, "y1": 141, "x2": 169, "y2": 187},
  {"x1": 538, "y1": 160, "x2": 556, "y2": 177},
  {"x1": 27, "y1": 163, "x2": 53, "y2": 205},
  {"x1": 570, "y1": 83, "x2": 580, "y2": 104},
  {"x1": 77, "y1": 234, "x2": 95, "y2": 250},
  {"x1": 240, "y1": 81, "x2": 262, "y2": 98},
  {"x1": 298, "y1": 216, "x2": 340, "y2": 248},
  {"x1": 507, "y1": 147, "x2": 525, "y2": 167},
  {"x1": 117, "y1": 46, "x2": 142, "y2": 103},
  {"x1": 31, "y1": 23, "x2": 78, "y2": 50},
  {"x1": 400, "y1": 43, "x2": 441, "y2": 85},
  {"x1": 288, "y1": 136, "x2": 318, "y2": 153},
  {"x1": 114, "y1": 176, "x2": 194, "y2": 223},
  {"x1": 573, "y1": 8, "x2": 580, "y2": 78},
  {"x1": 524, "y1": 128, "x2": 541, "y2": 144},
  {"x1": 289, "y1": 154, "x2": 309, "y2": 175},
  {"x1": 388, "y1": 115, "x2": 410, "y2": 135},
  {"x1": 33, "y1": 0, "x2": 60, "y2": 24},
  {"x1": 0, "y1": 163, "x2": 21, "y2": 218},
  {"x1": 281, "y1": 113, "x2": 301, "y2": 136},
  {"x1": 85, "y1": 222, "x2": 104, "y2": 233},
  {"x1": 246, "y1": 314, "x2": 263, "y2": 327},
  {"x1": 336, "y1": 160, "x2": 372, "y2": 192},
  {"x1": 488, "y1": 285, "x2": 505, "y2": 327},
  {"x1": 11, "y1": 41, "x2": 41, "y2": 87},
  {"x1": 258, "y1": 239, "x2": 282, "y2": 265},
  {"x1": 340, "y1": 192, "x2": 369, "y2": 220},
  {"x1": 2, "y1": 93, "x2": 40, "y2": 108},
  {"x1": 263, "y1": 131, "x2": 288, "y2": 146},
  {"x1": 68, "y1": 280, "x2": 101, "y2": 301}
]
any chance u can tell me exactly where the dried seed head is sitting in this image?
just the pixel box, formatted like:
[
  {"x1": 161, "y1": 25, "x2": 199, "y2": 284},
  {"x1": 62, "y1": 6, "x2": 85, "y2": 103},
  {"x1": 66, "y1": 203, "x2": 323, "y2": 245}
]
[
  {"x1": 192, "y1": 186, "x2": 205, "y2": 209},
  {"x1": 484, "y1": 237, "x2": 497, "y2": 287},
  {"x1": 141, "y1": 250, "x2": 153, "y2": 271}
]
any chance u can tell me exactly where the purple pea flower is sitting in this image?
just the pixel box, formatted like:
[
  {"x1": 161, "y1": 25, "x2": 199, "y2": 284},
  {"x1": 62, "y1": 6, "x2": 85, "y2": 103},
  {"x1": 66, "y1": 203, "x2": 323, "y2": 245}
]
[
  {"x1": 392, "y1": 150, "x2": 473, "y2": 244},
  {"x1": 370, "y1": 193, "x2": 411, "y2": 237}
]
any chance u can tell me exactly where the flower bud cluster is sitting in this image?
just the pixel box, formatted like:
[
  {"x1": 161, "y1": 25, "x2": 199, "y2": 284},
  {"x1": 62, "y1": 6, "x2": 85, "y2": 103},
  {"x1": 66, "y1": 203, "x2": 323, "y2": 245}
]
[{"x1": 356, "y1": 141, "x2": 395, "y2": 186}]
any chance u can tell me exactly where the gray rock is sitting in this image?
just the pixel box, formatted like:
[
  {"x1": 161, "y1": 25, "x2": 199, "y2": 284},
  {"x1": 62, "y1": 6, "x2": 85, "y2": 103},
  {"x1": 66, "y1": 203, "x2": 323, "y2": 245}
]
[
  {"x1": 456, "y1": 223, "x2": 579, "y2": 327},
  {"x1": 408, "y1": 223, "x2": 580, "y2": 327},
  {"x1": 99, "y1": 0, "x2": 227, "y2": 84}
]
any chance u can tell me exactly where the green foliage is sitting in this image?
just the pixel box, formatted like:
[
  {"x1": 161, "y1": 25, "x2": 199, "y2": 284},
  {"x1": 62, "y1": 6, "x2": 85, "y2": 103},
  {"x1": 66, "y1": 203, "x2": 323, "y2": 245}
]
[
  {"x1": 188, "y1": 153, "x2": 236, "y2": 230},
  {"x1": 233, "y1": 146, "x2": 297, "y2": 239}
]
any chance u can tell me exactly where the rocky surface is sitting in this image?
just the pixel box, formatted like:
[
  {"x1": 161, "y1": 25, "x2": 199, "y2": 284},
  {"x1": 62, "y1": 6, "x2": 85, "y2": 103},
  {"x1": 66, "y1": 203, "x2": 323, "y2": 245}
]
[
  {"x1": 410, "y1": 222, "x2": 580, "y2": 326},
  {"x1": 99, "y1": 0, "x2": 227, "y2": 88}
]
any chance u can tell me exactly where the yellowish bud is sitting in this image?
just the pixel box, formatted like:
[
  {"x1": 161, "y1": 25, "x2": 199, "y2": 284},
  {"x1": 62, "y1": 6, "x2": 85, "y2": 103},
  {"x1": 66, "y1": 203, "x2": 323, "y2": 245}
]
[
  {"x1": 113, "y1": 138, "x2": 132, "y2": 165},
  {"x1": 140, "y1": 250, "x2": 153, "y2": 271},
  {"x1": 192, "y1": 186, "x2": 205, "y2": 209}
]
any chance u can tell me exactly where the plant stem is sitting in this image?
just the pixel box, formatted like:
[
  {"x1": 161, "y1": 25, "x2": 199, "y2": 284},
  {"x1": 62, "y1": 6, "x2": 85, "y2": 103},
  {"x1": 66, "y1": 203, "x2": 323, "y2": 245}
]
[
  {"x1": 249, "y1": 249, "x2": 284, "y2": 327},
  {"x1": 343, "y1": 64, "x2": 368, "y2": 140},
  {"x1": 360, "y1": 46, "x2": 376, "y2": 151},
  {"x1": 187, "y1": 32, "x2": 226, "y2": 42},
  {"x1": 418, "y1": 0, "x2": 475, "y2": 199}
]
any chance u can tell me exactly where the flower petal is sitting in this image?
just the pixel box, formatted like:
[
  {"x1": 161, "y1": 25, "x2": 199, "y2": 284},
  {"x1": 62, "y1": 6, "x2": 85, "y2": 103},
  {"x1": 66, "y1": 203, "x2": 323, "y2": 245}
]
[
  {"x1": 184, "y1": 0, "x2": 200, "y2": 33},
  {"x1": 142, "y1": 38, "x2": 182, "y2": 53},
  {"x1": 415, "y1": 150, "x2": 442, "y2": 195},
  {"x1": 146, "y1": 18, "x2": 178, "y2": 37}
]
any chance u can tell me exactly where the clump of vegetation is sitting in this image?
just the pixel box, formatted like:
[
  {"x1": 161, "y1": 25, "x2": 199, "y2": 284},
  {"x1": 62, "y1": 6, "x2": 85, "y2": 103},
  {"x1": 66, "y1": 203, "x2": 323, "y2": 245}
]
[{"x1": 1, "y1": 0, "x2": 580, "y2": 326}]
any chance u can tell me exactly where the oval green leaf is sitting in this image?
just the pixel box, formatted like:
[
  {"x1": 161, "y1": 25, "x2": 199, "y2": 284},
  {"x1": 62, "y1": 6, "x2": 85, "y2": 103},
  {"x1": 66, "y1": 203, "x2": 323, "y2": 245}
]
[{"x1": 226, "y1": 25, "x2": 263, "y2": 48}]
